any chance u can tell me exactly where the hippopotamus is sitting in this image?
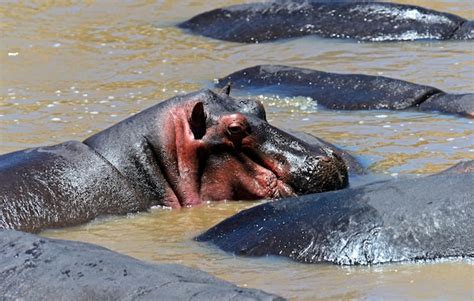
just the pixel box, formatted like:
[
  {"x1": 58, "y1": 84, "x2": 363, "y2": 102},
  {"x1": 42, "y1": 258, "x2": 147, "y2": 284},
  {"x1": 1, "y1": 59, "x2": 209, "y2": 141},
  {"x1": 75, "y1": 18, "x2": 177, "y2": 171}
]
[
  {"x1": 179, "y1": 1, "x2": 474, "y2": 43},
  {"x1": 197, "y1": 167, "x2": 474, "y2": 265},
  {"x1": 0, "y1": 230, "x2": 283, "y2": 300},
  {"x1": 216, "y1": 65, "x2": 474, "y2": 118},
  {"x1": 0, "y1": 89, "x2": 349, "y2": 233}
]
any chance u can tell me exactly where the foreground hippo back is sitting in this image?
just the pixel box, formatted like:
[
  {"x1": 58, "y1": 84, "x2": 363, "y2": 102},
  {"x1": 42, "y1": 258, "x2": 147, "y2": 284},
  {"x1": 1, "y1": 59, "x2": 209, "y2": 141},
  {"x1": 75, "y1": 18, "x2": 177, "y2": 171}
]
[
  {"x1": 180, "y1": 1, "x2": 473, "y2": 43},
  {"x1": 0, "y1": 230, "x2": 283, "y2": 300},
  {"x1": 197, "y1": 173, "x2": 474, "y2": 265},
  {"x1": 217, "y1": 65, "x2": 474, "y2": 117},
  {"x1": 1, "y1": 89, "x2": 348, "y2": 233}
]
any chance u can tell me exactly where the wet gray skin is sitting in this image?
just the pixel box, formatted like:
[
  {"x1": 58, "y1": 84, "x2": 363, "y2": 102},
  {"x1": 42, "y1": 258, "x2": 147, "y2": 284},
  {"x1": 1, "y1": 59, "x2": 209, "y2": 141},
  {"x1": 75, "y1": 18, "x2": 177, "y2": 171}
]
[
  {"x1": 216, "y1": 65, "x2": 474, "y2": 118},
  {"x1": 197, "y1": 172, "x2": 474, "y2": 265},
  {"x1": 179, "y1": 1, "x2": 474, "y2": 43},
  {"x1": 0, "y1": 230, "x2": 284, "y2": 301}
]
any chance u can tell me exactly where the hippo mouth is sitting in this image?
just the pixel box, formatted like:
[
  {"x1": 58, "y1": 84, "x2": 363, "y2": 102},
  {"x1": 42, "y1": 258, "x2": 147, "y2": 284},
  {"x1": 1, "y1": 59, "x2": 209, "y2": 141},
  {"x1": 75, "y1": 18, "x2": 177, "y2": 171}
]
[
  {"x1": 157, "y1": 146, "x2": 295, "y2": 208},
  {"x1": 197, "y1": 144, "x2": 346, "y2": 204},
  {"x1": 156, "y1": 119, "x2": 347, "y2": 207},
  {"x1": 215, "y1": 147, "x2": 297, "y2": 201},
  {"x1": 255, "y1": 172, "x2": 295, "y2": 200}
]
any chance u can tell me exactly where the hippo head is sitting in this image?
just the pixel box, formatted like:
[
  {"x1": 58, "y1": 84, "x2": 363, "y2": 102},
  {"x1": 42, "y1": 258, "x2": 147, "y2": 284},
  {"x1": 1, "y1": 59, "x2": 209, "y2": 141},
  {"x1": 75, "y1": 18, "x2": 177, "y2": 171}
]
[{"x1": 84, "y1": 89, "x2": 348, "y2": 208}]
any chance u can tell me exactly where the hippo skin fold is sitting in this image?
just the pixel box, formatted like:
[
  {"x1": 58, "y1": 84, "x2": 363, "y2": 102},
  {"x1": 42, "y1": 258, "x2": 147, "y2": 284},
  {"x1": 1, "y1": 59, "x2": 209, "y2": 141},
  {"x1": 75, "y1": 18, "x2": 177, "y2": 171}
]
[
  {"x1": 0, "y1": 89, "x2": 349, "y2": 233},
  {"x1": 216, "y1": 65, "x2": 474, "y2": 118},
  {"x1": 179, "y1": 1, "x2": 474, "y2": 43},
  {"x1": 0, "y1": 230, "x2": 283, "y2": 301},
  {"x1": 197, "y1": 172, "x2": 474, "y2": 265}
]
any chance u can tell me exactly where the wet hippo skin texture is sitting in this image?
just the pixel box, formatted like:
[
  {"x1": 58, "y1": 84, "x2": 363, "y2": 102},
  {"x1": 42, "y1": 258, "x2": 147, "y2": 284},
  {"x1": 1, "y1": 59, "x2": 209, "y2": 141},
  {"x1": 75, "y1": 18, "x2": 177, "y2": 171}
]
[
  {"x1": 0, "y1": 89, "x2": 348, "y2": 233},
  {"x1": 197, "y1": 173, "x2": 474, "y2": 265},
  {"x1": 437, "y1": 160, "x2": 474, "y2": 175},
  {"x1": 0, "y1": 230, "x2": 283, "y2": 301},
  {"x1": 179, "y1": 1, "x2": 474, "y2": 43},
  {"x1": 216, "y1": 65, "x2": 474, "y2": 117},
  {"x1": 451, "y1": 20, "x2": 474, "y2": 40},
  {"x1": 0, "y1": 141, "x2": 142, "y2": 233},
  {"x1": 287, "y1": 130, "x2": 366, "y2": 176}
]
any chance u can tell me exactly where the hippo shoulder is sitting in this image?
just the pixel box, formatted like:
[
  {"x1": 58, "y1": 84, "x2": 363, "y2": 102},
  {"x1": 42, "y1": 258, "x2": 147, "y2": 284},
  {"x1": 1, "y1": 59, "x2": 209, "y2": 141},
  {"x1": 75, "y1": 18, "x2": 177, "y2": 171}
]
[{"x1": 0, "y1": 141, "x2": 141, "y2": 232}]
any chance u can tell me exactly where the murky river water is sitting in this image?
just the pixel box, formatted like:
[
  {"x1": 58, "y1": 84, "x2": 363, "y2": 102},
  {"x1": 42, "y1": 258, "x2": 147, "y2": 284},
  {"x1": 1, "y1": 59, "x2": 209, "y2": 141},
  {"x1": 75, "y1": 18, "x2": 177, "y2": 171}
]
[{"x1": 1, "y1": 0, "x2": 473, "y2": 299}]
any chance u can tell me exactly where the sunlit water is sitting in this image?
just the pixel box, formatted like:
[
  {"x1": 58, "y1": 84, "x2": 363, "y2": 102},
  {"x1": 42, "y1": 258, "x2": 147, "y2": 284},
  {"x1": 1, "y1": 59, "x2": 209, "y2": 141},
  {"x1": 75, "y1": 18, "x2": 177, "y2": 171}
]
[{"x1": 1, "y1": 0, "x2": 473, "y2": 299}]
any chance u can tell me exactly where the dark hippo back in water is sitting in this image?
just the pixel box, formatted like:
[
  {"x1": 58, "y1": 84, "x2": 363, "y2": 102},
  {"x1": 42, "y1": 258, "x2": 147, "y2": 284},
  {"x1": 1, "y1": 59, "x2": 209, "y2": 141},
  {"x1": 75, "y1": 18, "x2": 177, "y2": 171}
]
[
  {"x1": 216, "y1": 65, "x2": 474, "y2": 118},
  {"x1": 180, "y1": 1, "x2": 474, "y2": 43},
  {"x1": 197, "y1": 173, "x2": 474, "y2": 265},
  {"x1": 0, "y1": 230, "x2": 283, "y2": 301}
]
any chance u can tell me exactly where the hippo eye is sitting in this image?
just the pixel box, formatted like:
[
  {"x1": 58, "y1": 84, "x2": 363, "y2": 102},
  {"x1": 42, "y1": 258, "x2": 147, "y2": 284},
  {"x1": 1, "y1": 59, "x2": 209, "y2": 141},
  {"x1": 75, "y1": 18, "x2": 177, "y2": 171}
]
[
  {"x1": 227, "y1": 123, "x2": 247, "y2": 138},
  {"x1": 221, "y1": 114, "x2": 250, "y2": 143}
]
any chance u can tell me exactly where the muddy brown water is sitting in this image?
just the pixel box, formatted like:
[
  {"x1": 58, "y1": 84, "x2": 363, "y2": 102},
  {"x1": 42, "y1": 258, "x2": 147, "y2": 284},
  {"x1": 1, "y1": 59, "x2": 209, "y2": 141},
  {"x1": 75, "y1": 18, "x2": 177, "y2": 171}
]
[{"x1": 1, "y1": 1, "x2": 473, "y2": 299}]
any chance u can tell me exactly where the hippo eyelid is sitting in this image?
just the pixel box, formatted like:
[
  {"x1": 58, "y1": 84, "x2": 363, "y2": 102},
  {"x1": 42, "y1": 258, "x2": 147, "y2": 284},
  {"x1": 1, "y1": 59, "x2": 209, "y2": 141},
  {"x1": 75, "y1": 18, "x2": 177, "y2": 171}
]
[{"x1": 228, "y1": 125, "x2": 244, "y2": 135}]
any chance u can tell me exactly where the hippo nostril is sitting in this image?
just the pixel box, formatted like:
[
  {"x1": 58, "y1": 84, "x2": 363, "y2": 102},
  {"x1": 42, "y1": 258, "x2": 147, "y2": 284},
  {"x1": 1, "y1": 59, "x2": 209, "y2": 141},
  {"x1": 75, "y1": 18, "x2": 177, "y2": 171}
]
[{"x1": 293, "y1": 154, "x2": 348, "y2": 194}]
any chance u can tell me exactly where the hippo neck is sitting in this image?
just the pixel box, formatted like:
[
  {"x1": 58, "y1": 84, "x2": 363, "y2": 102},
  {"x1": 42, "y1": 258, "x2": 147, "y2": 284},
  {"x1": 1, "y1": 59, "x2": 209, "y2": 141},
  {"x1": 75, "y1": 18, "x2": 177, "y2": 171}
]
[{"x1": 83, "y1": 106, "x2": 169, "y2": 207}]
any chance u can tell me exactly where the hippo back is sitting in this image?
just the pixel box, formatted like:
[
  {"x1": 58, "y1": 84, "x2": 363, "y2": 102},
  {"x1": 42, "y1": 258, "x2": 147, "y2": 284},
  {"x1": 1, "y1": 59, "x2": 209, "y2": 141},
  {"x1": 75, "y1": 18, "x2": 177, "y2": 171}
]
[
  {"x1": 180, "y1": 1, "x2": 470, "y2": 43},
  {"x1": 197, "y1": 173, "x2": 474, "y2": 264},
  {"x1": 0, "y1": 141, "x2": 141, "y2": 233}
]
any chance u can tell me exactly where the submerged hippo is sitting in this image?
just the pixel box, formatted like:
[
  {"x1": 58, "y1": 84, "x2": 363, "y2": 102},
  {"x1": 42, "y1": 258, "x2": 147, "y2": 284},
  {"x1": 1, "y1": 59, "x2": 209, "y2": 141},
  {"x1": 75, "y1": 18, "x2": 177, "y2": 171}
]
[
  {"x1": 0, "y1": 89, "x2": 348, "y2": 233},
  {"x1": 197, "y1": 171, "x2": 474, "y2": 265},
  {"x1": 179, "y1": 1, "x2": 474, "y2": 43},
  {"x1": 216, "y1": 65, "x2": 474, "y2": 117},
  {"x1": 0, "y1": 230, "x2": 283, "y2": 300}
]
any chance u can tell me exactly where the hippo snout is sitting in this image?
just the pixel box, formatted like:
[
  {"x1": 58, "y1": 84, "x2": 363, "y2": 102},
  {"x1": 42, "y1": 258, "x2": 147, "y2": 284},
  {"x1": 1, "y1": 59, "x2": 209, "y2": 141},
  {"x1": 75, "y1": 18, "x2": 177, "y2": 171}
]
[{"x1": 293, "y1": 153, "x2": 348, "y2": 194}]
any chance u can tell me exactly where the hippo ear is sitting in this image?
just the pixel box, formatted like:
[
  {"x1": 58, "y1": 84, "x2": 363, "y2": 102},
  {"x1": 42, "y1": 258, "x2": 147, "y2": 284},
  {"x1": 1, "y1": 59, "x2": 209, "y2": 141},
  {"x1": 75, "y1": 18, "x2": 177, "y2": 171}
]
[
  {"x1": 189, "y1": 102, "x2": 207, "y2": 139},
  {"x1": 219, "y1": 82, "x2": 232, "y2": 96}
]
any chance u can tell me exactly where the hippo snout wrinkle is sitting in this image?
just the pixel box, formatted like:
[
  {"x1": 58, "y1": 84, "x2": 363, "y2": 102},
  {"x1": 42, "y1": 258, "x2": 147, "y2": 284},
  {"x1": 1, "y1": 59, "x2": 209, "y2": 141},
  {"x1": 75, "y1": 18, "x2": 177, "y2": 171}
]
[{"x1": 292, "y1": 154, "x2": 348, "y2": 194}]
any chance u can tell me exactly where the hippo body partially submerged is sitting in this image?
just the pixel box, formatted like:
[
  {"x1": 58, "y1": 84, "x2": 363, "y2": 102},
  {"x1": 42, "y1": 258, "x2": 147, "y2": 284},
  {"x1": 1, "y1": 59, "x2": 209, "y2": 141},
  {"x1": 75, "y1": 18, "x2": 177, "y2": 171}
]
[
  {"x1": 179, "y1": 1, "x2": 474, "y2": 43},
  {"x1": 197, "y1": 172, "x2": 474, "y2": 265},
  {"x1": 0, "y1": 89, "x2": 348, "y2": 233},
  {"x1": 217, "y1": 65, "x2": 474, "y2": 117},
  {"x1": 0, "y1": 230, "x2": 283, "y2": 301}
]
